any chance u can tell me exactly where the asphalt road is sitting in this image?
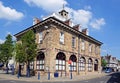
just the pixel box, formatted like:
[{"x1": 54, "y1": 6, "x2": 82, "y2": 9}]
[
  {"x1": 0, "y1": 72, "x2": 120, "y2": 83},
  {"x1": 80, "y1": 72, "x2": 120, "y2": 83}
]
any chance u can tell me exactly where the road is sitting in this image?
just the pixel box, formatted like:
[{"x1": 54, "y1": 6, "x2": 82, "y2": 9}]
[
  {"x1": 0, "y1": 72, "x2": 120, "y2": 83},
  {"x1": 80, "y1": 72, "x2": 120, "y2": 83}
]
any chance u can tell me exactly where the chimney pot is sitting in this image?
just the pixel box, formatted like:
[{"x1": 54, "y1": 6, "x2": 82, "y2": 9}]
[
  {"x1": 33, "y1": 17, "x2": 40, "y2": 25},
  {"x1": 82, "y1": 28, "x2": 88, "y2": 35}
]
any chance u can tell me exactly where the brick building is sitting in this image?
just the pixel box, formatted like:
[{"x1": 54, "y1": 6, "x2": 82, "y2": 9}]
[{"x1": 15, "y1": 9, "x2": 102, "y2": 77}]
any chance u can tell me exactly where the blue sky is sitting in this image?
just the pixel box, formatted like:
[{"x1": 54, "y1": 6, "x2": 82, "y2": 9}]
[{"x1": 0, "y1": 0, "x2": 120, "y2": 59}]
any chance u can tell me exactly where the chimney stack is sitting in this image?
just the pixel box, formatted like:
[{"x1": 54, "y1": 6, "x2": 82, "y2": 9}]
[
  {"x1": 33, "y1": 17, "x2": 40, "y2": 25},
  {"x1": 82, "y1": 28, "x2": 89, "y2": 35},
  {"x1": 73, "y1": 24, "x2": 81, "y2": 31},
  {"x1": 64, "y1": 19, "x2": 73, "y2": 27}
]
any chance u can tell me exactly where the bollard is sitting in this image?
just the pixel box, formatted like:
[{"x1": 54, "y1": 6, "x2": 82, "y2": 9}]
[
  {"x1": 70, "y1": 65, "x2": 72, "y2": 79},
  {"x1": 17, "y1": 70, "x2": 20, "y2": 79},
  {"x1": 70, "y1": 71, "x2": 72, "y2": 79},
  {"x1": 38, "y1": 72, "x2": 40, "y2": 80},
  {"x1": 12, "y1": 65, "x2": 14, "y2": 75},
  {"x1": 48, "y1": 71, "x2": 50, "y2": 80}
]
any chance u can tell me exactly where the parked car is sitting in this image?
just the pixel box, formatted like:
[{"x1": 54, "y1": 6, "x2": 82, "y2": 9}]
[
  {"x1": 105, "y1": 68, "x2": 112, "y2": 73},
  {"x1": 0, "y1": 63, "x2": 4, "y2": 67}
]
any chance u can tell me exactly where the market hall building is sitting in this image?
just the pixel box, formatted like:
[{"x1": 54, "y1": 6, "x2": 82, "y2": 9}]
[{"x1": 15, "y1": 9, "x2": 103, "y2": 77}]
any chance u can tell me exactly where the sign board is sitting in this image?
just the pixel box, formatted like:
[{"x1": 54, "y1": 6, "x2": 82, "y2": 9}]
[{"x1": 68, "y1": 60, "x2": 72, "y2": 64}]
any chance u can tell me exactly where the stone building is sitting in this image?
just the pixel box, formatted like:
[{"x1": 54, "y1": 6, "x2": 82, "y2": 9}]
[{"x1": 15, "y1": 9, "x2": 102, "y2": 77}]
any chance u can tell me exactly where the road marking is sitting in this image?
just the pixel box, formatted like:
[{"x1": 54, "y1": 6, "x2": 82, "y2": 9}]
[
  {"x1": 10, "y1": 81, "x2": 16, "y2": 83},
  {"x1": 84, "y1": 81, "x2": 88, "y2": 82}
]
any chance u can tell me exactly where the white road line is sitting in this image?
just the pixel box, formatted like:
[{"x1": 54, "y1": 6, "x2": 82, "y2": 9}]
[
  {"x1": 84, "y1": 80, "x2": 88, "y2": 82},
  {"x1": 10, "y1": 81, "x2": 16, "y2": 83}
]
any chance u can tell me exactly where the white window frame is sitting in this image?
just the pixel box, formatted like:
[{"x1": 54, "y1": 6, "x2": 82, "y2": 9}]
[
  {"x1": 30, "y1": 61, "x2": 34, "y2": 70},
  {"x1": 89, "y1": 43, "x2": 92, "y2": 53},
  {"x1": 79, "y1": 57, "x2": 85, "y2": 71},
  {"x1": 36, "y1": 60, "x2": 44, "y2": 70},
  {"x1": 39, "y1": 32, "x2": 43, "y2": 43},
  {"x1": 72, "y1": 36, "x2": 76, "y2": 48},
  {"x1": 81, "y1": 40, "x2": 85, "y2": 50},
  {"x1": 60, "y1": 31, "x2": 64, "y2": 44},
  {"x1": 56, "y1": 60, "x2": 65, "y2": 71},
  {"x1": 95, "y1": 45, "x2": 98, "y2": 54},
  {"x1": 88, "y1": 59, "x2": 92, "y2": 72}
]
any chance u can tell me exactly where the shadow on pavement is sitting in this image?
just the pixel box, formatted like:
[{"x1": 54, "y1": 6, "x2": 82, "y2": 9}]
[{"x1": 107, "y1": 72, "x2": 120, "y2": 83}]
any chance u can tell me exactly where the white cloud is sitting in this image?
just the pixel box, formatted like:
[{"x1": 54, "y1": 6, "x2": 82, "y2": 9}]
[
  {"x1": 24, "y1": 0, "x2": 105, "y2": 30},
  {"x1": 90, "y1": 18, "x2": 106, "y2": 29},
  {"x1": 102, "y1": 49, "x2": 107, "y2": 53},
  {"x1": 6, "y1": 31, "x2": 16, "y2": 41},
  {"x1": 84, "y1": 5, "x2": 91, "y2": 10},
  {"x1": 0, "y1": 39, "x2": 4, "y2": 44},
  {"x1": 24, "y1": 0, "x2": 67, "y2": 12},
  {"x1": 0, "y1": 1, "x2": 24, "y2": 21},
  {"x1": 66, "y1": 7, "x2": 92, "y2": 28}
]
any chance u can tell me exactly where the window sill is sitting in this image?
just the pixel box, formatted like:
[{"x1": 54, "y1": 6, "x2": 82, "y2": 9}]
[
  {"x1": 36, "y1": 69, "x2": 44, "y2": 71},
  {"x1": 59, "y1": 42, "x2": 65, "y2": 45}
]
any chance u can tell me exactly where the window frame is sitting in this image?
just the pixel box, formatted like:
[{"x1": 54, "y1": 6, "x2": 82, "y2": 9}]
[
  {"x1": 88, "y1": 59, "x2": 92, "y2": 72},
  {"x1": 56, "y1": 60, "x2": 66, "y2": 71},
  {"x1": 79, "y1": 57, "x2": 85, "y2": 71},
  {"x1": 30, "y1": 61, "x2": 34, "y2": 70},
  {"x1": 36, "y1": 52, "x2": 45, "y2": 71},
  {"x1": 89, "y1": 43, "x2": 92, "y2": 53},
  {"x1": 81, "y1": 39, "x2": 85, "y2": 51},
  {"x1": 59, "y1": 31, "x2": 64, "y2": 44},
  {"x1": 39, "y1": 32, "x2": 43, "y2": 43},
  {"x1": 72, "y1": 36, "x2": 76, "y2": 48}
]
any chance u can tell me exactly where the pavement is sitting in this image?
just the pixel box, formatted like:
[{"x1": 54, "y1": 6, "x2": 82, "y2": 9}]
[{"x1": 0, "y1": 70, "x2": 109, "y2": 82}]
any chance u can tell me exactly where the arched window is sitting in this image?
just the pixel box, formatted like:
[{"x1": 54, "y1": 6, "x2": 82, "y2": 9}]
[
  {"x1": 69, "y1": 55, "x2": 77, "y2": 72},
  {"x1": 56, "y1": 52, "x2": 66, "y2": 71},
  {"x1": 36, "y1": 51, "x2": 45, "y2": 71},
  {"x1": 94, "y1": 59, "x2": 98, "y2": 71},
  {"x1": 88, "y1": 58, "x2": 93, "y2": 72},
  {"x1": 79, "y1": 57, "x2": 86, "y2": 71}
]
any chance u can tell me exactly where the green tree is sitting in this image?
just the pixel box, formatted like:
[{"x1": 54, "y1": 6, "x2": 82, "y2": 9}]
[
  {"x1": 16, "y1": 30, "x2": 37, "y2": 77},
  {"x1": 1, "y1": 34, "x2": 13, "y2": 73},
  {"x1": 15, "y1": 43, "x2": 26, "y2": 76},
  {"x1": 101, "y1": 59, "x2": 107, "y2": 67},
  {"x1": 0, "y1": 44, "x2": 4, "y2": 63}
]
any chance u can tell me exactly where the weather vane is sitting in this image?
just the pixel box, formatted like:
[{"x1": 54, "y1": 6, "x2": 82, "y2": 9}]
[{"x1": 63, "y1": 4, "x2": 65, "y2": 10}]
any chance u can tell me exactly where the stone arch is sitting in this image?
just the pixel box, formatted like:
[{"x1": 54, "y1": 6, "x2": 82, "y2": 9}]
[
  {"x1": 88, "y1": 58, "x2": 93, "y2": 72},
  {"x1": 36, "y1": 51, "x2": 45, "y2": 71},
  {"x1": 94, "y1": 59, "x2": 98, "y2": 71},
  {"x1": 79, "y1": 56, "x2": 86, "y2": 71},
  {"x1": 69, "y1": 55, "x2": 77, "y2": 72},
  {"x1": 56, "y1": 52, "x2": 66, "y2": 71}
]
